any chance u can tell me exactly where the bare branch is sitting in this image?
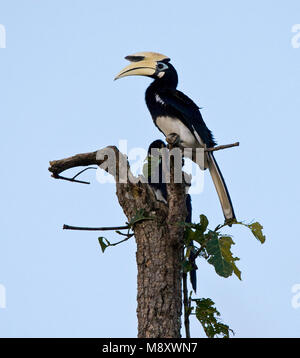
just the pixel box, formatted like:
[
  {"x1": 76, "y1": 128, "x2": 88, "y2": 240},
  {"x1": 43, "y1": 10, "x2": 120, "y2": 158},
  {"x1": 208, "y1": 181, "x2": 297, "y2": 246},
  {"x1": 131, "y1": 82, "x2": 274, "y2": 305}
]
[
  {"x1": 49, "y1": 146, "x2": 135, "y2": 183},
  {"x1": 205, "y1": 142, "x2": 239, "y2": 152},
  {"x1": 165, "y1": 133, "x2": 239, "y2": 153},
  {"x1": 51, "y1": 173, "x2": 91, "y2": 185},
  {"x1": 49, "y1": 150, "x2": 100, "y2": 175},
  {"x1": 72, "y1": 167, "x2": 97, "y2": 180},
  {"x1": 63, "y1": 224, "x2": 129, "y2": 231},
  {"x1": 107, "y1": 235, "x2": 134, "y2": 246},
  {"x1": 51, "y1": 167, "x2": 97, "y2": 185}
]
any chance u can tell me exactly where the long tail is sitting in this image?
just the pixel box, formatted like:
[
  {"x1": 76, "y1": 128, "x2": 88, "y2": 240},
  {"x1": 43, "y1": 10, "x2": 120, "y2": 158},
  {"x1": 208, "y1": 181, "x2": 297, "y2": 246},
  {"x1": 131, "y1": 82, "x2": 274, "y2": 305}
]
[
  {"x1": 189, "y1": 250, "x2": 197, "y2": 293},
  {"x1": 185, "y1": 194, "x2": 197, "y2": 293},
  {"x1": 206, "y1": 152, "x2": 236, "y2": 221}
]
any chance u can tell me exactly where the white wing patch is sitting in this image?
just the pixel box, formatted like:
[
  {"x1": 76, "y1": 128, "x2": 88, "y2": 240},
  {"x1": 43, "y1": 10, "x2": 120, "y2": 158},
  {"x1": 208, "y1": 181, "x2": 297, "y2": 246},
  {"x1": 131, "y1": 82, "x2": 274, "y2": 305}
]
[
  {"x1": 155, "y1": 94, "x2": 165, "y2": 105},
  {"x1": 156, "y1": 116, "x2": 202, "y2": 148}
]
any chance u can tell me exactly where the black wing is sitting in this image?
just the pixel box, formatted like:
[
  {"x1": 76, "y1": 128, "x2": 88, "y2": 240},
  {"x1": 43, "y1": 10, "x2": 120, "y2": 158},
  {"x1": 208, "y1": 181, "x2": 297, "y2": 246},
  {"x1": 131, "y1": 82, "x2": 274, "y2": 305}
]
[{"x1": 159, "y1": 89, "x2": 216, "y2": 148}]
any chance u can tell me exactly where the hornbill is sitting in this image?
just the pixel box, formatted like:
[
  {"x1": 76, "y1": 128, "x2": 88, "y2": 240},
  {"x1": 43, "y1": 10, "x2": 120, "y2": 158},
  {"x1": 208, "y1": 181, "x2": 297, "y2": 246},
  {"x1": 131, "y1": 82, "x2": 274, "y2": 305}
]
[
  {"x1": 146, "y1": 139, "x2": 197, "y2": 292},
  {"x1": 115, "y1": 51, "x2": 235, "y2": 222}
]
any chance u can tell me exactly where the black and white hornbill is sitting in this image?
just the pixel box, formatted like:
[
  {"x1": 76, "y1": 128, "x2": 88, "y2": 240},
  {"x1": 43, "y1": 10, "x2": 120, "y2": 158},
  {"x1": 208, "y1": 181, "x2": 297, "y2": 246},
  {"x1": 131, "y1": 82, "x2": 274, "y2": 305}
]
[
  {"x1": 115, "y1": 51, "x2": 235, "y2": 222},
  {"x1": 146, "y1": 139, "x2": 197, "y2": 292}
]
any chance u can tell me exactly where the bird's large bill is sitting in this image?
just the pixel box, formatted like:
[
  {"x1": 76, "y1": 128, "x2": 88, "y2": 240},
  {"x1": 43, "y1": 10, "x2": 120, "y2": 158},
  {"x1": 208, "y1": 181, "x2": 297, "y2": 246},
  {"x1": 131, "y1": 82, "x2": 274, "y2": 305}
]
[{"x1": 114, "y1": 60, "x2": 157, "y2": 80}]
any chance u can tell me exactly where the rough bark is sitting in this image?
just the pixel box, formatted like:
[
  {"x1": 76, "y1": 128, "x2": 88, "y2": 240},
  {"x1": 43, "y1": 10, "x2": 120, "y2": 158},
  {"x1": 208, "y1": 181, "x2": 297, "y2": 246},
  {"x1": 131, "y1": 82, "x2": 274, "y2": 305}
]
[{"x1": 49, "y1": 145, "x2": 187, "y2": 338}]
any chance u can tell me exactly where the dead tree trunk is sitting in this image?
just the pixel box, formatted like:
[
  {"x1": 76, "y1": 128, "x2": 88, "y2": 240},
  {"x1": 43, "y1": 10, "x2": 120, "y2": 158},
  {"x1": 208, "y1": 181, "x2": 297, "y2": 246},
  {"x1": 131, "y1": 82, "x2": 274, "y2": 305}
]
[{"x1": 49, "y1": 145, "x2": 187, "y2": 338}]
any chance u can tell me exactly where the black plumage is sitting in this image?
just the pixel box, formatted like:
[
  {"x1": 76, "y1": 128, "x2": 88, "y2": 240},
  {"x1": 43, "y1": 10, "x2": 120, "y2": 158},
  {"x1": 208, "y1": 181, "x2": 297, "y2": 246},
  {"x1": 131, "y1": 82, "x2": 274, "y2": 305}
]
[
  {"x1": 115, "y1": 52, "x2": 236, "y2": 222},
  {"x1": 145, "y1": 61, "x2": 235, "y2": 222},
  {"x1": 146, "y1": 63, "x2": 216, "y2": 149},
  {"x1": 147, "y1": 139, "x2": 168, "y2": 202}
]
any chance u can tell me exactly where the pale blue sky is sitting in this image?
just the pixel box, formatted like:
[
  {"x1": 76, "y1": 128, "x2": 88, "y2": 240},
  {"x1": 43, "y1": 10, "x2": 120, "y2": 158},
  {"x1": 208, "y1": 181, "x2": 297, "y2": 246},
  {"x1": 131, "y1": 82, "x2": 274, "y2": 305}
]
[{"x1": 0, "y1": 0, "x2": 300, "y2": 338}]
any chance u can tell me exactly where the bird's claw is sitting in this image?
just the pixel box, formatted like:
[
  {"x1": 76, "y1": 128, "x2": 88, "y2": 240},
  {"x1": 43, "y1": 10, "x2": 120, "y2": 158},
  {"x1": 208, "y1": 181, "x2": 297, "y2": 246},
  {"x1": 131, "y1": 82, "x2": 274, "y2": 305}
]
[{"x1": 166, "y1": 133, "x2": 181, "y2": 148}]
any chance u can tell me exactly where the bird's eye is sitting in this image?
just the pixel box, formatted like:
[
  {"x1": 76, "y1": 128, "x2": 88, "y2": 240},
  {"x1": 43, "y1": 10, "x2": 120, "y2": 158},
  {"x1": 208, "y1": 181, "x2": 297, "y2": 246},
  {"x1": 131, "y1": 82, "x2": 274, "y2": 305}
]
[{"x1": 157, "y1": 62, "x2": 168, "y2": 71}]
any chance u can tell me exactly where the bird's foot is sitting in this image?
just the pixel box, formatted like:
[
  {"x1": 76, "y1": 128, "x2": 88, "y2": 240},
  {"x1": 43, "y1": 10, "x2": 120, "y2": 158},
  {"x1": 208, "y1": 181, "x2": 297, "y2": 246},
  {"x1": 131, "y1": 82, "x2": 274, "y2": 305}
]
[{"x1": 166, "y1": 133, "x2": 180, "y2": 149}]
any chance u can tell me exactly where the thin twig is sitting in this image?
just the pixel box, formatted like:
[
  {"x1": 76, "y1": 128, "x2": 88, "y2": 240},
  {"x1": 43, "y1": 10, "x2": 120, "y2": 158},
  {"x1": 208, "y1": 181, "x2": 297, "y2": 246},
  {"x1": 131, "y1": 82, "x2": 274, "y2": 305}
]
[
  {"x1": 192, "y1": 243, "x2": 207, "y2": 261},
  {"x1": 51, "y1": 167, "x2": 97, "y2": 185},
  {"x1": 72, "y1": 167, "x2": 97, "y2": 180},
  {"x1": 214, "y1": 217, "x2": 237, "y2": 231},
  {"x1": 108, "y1": 234, "x2": 134, "y2": 247},
  {"x1": 115, "y1": 230, "x2": 133, "y2": 237},
  {"x1": 205, "y1": 142, "x2": 239, "y2": 152},
  {"x1": 63, "y1": 224, "x2": 129, "y2": 231},
  {"x1": 52, "y1": 173, "x2": 91, "y2": 185}
]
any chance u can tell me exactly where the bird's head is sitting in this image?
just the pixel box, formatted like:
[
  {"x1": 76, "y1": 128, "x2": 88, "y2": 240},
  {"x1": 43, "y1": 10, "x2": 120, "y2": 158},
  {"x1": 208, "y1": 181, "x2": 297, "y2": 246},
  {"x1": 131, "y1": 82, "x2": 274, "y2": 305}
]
[
  {"x1": 144, "y1": 140, "x2": 166, "y2": 179},
  {"x1": 147, "y1": 139, "x2": 166, "y2": 157},
  {"x1": 114, "y1": 51, "x2": 178, "y2": 86}
]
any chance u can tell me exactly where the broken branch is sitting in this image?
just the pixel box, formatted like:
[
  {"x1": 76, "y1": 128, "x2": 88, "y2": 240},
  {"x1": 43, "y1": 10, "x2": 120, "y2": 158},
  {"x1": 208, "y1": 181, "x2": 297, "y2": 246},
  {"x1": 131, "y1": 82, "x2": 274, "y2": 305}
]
[{"x1": 49, "y1": 146, "x2": 134, "y2": 183}]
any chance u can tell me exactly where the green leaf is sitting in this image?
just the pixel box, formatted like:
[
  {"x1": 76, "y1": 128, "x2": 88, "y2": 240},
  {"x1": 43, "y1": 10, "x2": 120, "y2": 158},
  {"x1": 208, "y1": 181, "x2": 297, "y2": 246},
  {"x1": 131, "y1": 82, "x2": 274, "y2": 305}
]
[
  {"x1": 206, "y1": 232, "x2": 233, "y2": 278},
  {"x1": 206, "y1": 233, "x2": 241, "y2": 280},
  {"x1": 193, "y1": 298, "x2": 234, "y2": 338},
  {"x1": 247, "y1": 222, "x2": 266, "y2": 244},
  {"x1": 184, "y1": 227, "x2": 196, "y2": 246},
  {"x1": 234, "y1": 220, "x2": 266, "y2": 244},
  {"x1": 199, "y1": 214, "x2": 209, "y2": 233},
  {"x1": 193, "y1": 231, "x2": 206, "y2": 246},
  {"x1": 98, "y1": 237, "x2": 110, "y2": 253},
  {"x1": 183, "y1": 215, "x2": 208, "y2": 236},
  {"x1": 219, "y1": 236, "x2": 241, "y2": 280}
]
